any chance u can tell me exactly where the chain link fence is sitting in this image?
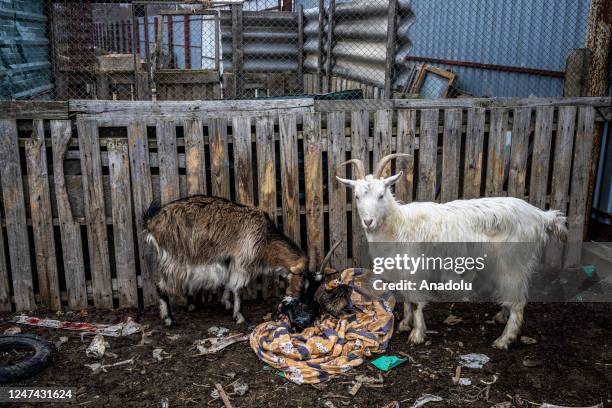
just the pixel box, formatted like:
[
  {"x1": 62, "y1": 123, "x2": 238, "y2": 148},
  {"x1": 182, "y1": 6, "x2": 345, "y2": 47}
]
[{"x1": 1, "y1": 0, "x2": 595, "y2": 101}]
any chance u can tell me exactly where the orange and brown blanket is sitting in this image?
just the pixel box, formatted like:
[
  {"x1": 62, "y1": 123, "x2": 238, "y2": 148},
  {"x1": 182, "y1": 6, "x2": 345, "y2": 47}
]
[{"x1": 250, "y1": 268, "x2": 395, "y2": 384}]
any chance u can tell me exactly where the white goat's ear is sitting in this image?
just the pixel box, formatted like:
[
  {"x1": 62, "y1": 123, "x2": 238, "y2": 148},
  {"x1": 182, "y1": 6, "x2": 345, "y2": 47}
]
[
  {"x1": 383, "y1": 171, "x2": 403, "y2": 187},
  {"x1": 336, "y1": 176, "x2": 357, "y2": 188}
]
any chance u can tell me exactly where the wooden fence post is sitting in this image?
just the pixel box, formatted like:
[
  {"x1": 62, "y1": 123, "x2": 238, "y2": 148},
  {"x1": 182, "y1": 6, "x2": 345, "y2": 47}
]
[
  {"x1": 324, "y1": 0, "x2": 335, "y2": 93},
  {"x1": 297, "y1": 5, "x2": 305, "y2": 94},
  {"x1": 317, "y1": 0, "x2": 325, "y2": 93},
  {"x1": 384, "y1": 0, "x2": 398, "y2": 98},
  {"x1": 231, "y1": 4, "x2": 244, "y2": 98}
]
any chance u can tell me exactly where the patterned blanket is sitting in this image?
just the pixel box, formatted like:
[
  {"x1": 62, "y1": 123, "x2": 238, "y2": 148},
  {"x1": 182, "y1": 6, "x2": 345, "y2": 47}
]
[{"x1": 250, "y1": 268, "x2": 396, "y2": 384}]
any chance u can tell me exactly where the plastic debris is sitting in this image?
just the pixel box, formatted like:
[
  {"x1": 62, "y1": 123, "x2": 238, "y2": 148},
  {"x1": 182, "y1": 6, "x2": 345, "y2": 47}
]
[
  {"x1": 522, "y1": 355, "x2": 542, "y2": 367},
  {"x1": 349, "y1": 382, "x2": 362, "y2": 396},
  {"x1": 84, "y1": 358, "x2": 134, "y2": 374},
  {"x1": 323, "y1": 401, "x2": 337, "y2": 408},
  {"x1": 3, "y1": 326, "x2": 21, "y2": 335},
  {"x1": 371, "y1": 355, "x2": 407, "y2": 371},
  {"x1": 520, "y1": 336, "x2": 537, "y2": 344},
  {"x1": 355, "y1": 373, "x2": 383, "y2": 384},
  {"x1": 232, "y1": 379, "x2": 249, "y2": 396},
  {"x1": 15, "y1": 315, "x2": 142, "y2": 337},
  {"x1": 458, "y1": 353, "x2": 490, "y2": 369},
  {"x1": 153, "y1": 348, "x2": 171, "y2": 362},
  {"x1": 166, "y1": 334, "x2": 181, "y2": 341},
  {"x1": 581, "y1": 264, "x2": 596, "y2": 278},
  {"x1": 193, "y1": 334, "x2": 249, "y2": 356},
  {"x1": 86, "y1": 335, "x2": 106, "y2": 359},
  {"x1": 458, "y1": 377, "x2": 471, "y2": 386},
  {"x1": 404, "y1": 394, "x2": 443, "y2": 408},
  {"x1": 160, "y1": 397, "x2": 169, "y2": 408},
  {"x1": 443, "y1": 315, "x2": 463, "y2": 326},
  {"x1": 55, "y1": 336, "x2": 69, "y2": 349},
  {"x1": 207, "y1": 326, "x2": 230, "y2": 337},
  {"x1": 491, "y1": 403, "x2": 513, "y2": 408}
]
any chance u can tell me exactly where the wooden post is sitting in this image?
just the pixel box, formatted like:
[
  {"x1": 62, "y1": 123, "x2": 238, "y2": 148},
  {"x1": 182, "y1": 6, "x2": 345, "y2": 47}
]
[
  {"x1": 563, "y1": 49, "x2": 591, "y2": 97},
  {"x1": 297, "y1": 5, "x2": 305, "y2": 93},
  {"x1": 584, "y1": 0, "x2": 611, "y2": 236},
  {"x1": 316, "y1": 0, "x2": 324, "y2": 93},
  {"x1": 384, "y1": 0, "x2": 398, "y2": 98},
  {"x1": 324, "y1": 0, "x2": 335, "y2": 93},
  {"x1": 231, "y1": 4, "x2": 244, "y2": 98}
]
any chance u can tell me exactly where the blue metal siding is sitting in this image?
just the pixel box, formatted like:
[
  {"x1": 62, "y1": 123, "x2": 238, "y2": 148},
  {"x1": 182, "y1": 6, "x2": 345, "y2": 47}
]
[
  {"x1": 0, "y1": 0, "x2": 52, "y2": 100},
  {"x1": 407, "y1": 0, "x2": 591, "y2": 96}
]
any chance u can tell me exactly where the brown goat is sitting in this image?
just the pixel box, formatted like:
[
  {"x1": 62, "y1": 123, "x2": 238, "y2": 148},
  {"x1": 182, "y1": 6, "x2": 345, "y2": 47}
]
[{"x1": 144, "y1": 195, "x2": 311, "y2": 326}]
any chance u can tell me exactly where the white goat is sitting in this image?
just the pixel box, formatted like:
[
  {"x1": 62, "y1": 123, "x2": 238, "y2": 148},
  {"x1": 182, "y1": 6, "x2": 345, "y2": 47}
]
[{"x1": 337, "y1": 154, "x2": 567, "y2": 349}]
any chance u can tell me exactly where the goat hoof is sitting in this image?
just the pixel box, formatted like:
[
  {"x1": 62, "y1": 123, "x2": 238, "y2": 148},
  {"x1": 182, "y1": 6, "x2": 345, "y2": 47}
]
[
  {"x1": 163, "y1": 317, "x2": 175, "y2": 327},
  {"x1": 492, "y1": 337, "x2": 510, "y2": 350},
  {"x1": 398, "y1": 320, "x2": 412, "y2": 332},
  {"x1": 408, "y1": 329, "x2": 425, "y2": 345},
  {"x1": 224, "y1": 301, "x2": 232, "y2": 311},
  {"x1": 235, "y1": 314, "x2": 246, "y2": 325},
  {"x1": 494, "y1": 310, "x2": 508, "y2": 324}
]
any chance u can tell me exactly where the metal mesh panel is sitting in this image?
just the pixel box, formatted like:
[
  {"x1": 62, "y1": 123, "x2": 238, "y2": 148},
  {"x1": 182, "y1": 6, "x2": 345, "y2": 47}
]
[{"x1": 0, "y1": 0, "x2": 596, "y2": 100}]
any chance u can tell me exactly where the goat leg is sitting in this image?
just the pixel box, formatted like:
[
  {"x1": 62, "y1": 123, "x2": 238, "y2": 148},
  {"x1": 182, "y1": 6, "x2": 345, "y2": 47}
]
[
  {"x1": 222, "y1": 288, "x2": 232, "y2": 310},
  {"x1": 492, "y1": 301, "x2": 525, "y2": 349},
  {"x1": 408, "y1": 302, "x2": 426, "y2": 344},
  {"x1": 398, "y1": 302, "x2": 414, "y2": 332},
  {"x1": 232, "y1": 289, "x2": 246, "y2": 324},
  {"x1": 157, "y1": 283, "x2": 175, "y2": 327},
  {"x1": 187, "y1": 295, "x2": 197, "y2": 312}
]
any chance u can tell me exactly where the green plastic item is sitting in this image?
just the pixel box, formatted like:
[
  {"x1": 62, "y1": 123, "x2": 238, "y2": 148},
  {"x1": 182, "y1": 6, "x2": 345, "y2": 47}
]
[
  {"x1": 582, "y1": 265, "x2": 596, "y2": 278},
  {"x1": 371, "y1": 355, "x2": 407, "y2": 371}
]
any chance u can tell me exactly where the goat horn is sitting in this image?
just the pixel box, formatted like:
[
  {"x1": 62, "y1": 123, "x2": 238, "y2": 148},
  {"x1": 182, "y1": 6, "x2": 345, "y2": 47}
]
[
  {"x1": 337, "y1": 159, "x2": 365, "y2": 180},
  {"x1": 373, "y1": 153, "x2": 412, "y2": 179},
  {"x1": 319, "y1": 241, "x2": 342, "y2": 276}
]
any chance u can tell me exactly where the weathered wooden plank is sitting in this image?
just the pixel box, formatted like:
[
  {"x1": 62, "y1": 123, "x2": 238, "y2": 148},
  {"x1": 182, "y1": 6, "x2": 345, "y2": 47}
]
[
  {"x1": 255, "y1": 115, "x2": 277, "y2": 297},
  {"x1": 156, "y1": 121, "x2": 180, "y2": 203},
  {"x1": 395, "y1": 110, "x2": 416, "y2": 203},
  {"x1": 440, "y1": 109, "x2": 461, "y2": 202},
  {"x1": 0, "y1": 119, "x2": 35, "y2": 311},
  {"x1": 417, "y1": 109, "x2": 438, "y2": 201},
  {"x1": 77, "y1": 119, "x2": 113, "y2": 309},
  {"x1": 51, "y1": 120, "x2": 87, "y2": 309},
  {"x1": 529, "y1": 106, "x2": 554, "y2": 209},
  {"x1": 550, "y1": 107, "x2": 577, "y2": 213},
  {"x1": 463, "y1": 108, "x2": 486, "y2": 199},
  {"x1": 127, "y1": 121, "x2": 157, "y2": 306},
  {"x1": 350, "y1": 110, "x2": 371, "y2": 267},
  {"x1": 0, "y1": 101, "x2": 68, "y2": 119},
  {"x1": 485, "y1": 109, "x2": 509, "y2": 197},
  {"x1": 279, "y1": 114, "x2": 301, "y2": 244},
  {"x1": 108, "y1": 139, "x2": 138, "y2": 308},
  {"x1": 373, "y1": 109, "x2": 393, "y2": 178},
  {"x1": 209, "y1": 117, "x2": 231, "y2": 200},
  {"x1": 304, "y1": 112, "x2": 324, "y2": 271},
  {"x1": 233, "y1": 116, "x2": 254, "y2": 206},
  {"x1": 566, "y1": 106, "x2": 595, "y2": 265},
  {"x1": 383, "y1": 0, "x2": 398, "y2": 98},
  {"x1": 25, "y1": 120, "x2": 61, "y2": 310},
  {"x1": 507, "y1": 108, "x2": 532, "y2": 198},
  {"x1": 327, "y1": 111, "x2": 348, "y2": 269},
  {"x1": 0, "y1": 210, "x2": 9, "y2": 310},
  {"x1": 184, "y1": 118, "x2": 206, "y2": 195}
]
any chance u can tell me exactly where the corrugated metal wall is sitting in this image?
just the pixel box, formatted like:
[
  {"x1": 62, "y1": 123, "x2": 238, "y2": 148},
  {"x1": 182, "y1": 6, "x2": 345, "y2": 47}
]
[
  {"x1": 0, "y1": 0, "x2": 52, "y2": 99},
  {"x1": 407, "y1": 0, "x2": 591, "y2": 97}
]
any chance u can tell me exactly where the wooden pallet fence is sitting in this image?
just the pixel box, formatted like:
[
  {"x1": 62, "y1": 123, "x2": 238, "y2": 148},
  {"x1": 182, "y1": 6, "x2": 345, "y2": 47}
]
[{"x1": 0, "y1": 97, "x2": 608, "y2": 311}]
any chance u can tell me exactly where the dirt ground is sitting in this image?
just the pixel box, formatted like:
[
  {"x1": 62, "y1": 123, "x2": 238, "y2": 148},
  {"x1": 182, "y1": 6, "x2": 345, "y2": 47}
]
[{"x1": 1, "y1": 300, "x2": 610, "y2": 408}]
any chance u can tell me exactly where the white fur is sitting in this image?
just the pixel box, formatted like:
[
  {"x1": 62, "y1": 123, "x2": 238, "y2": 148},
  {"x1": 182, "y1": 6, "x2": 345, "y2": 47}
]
[{"x1": 339, "y1": 173, "x2": 567, "y2": 349}]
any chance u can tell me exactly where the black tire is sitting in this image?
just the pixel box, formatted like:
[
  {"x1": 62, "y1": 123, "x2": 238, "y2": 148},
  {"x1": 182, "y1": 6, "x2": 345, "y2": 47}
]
[{"x1": 0, "y1": 334, "x2": 53, "y2": 384}]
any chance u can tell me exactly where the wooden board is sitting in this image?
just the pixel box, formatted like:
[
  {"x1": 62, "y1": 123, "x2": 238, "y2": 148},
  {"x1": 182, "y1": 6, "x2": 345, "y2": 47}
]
[
  {"x1": 0, "y1": 207, "x2": 9, "y2": 310},
  {"x1": 304, "y1": 112, "x2": 324, "y2": 270},
  {"x1": 566, "y1": 106, "x2": 595, "y2": 266},
  {"x1": 373, "y1": 109, "x2": 393, "y2": 178},
  {"x1": 440, "y1": 109, "x2": 461, "y2": 202},
  {"x1": 209, "y1": 118, "x2": 230, "y2": 199},
  {"x1": 327, "y1": 111, "x2": 348, "y2": 270},
  {"x1": 279, "y1": 114, "x2": 300, "y2": 244},
  {"x1": 51, "y1": 120, "x2": 88, "y2": 309},
  {"x1": 417, "y1": 109, "x2": 439, "y2": 201},
  {"x1": 108, "y1": 139, "x2": 139, "y2": 308},
  {"x1": 485, "y1": 109, "x2": 509, "y2": 197},
  {"x1": 232, "y1": 116, "x2": 254, "y2": 206},
  {"x1": 529, "y1": 106, "x2": 554, "y2": 209},
  {"x1": 156, "y1": 121, "x2": 180, "y2": 203},
  {"x1": 507, "y1": 108, "x2": 532, "y2": 198},
  {"x1": 127, "y1": 121, "x2": 158, "y2": 306},
  {"x1": 463, "y1": 108, "x2": 486, "y2": 199},
  {"x1": 395, "y1": 110, "x2": 416, "y2": 203},
  {"x1": 350, "y1": 110, "x2": 370, "y2": 267},
  {"x1": 0, "y1": 119, "x2": 35, "y2": 310},
  {"x1": 77, "y1": 119, "x2": 113, "y2": 308},
  {"x1": 25, "y1": 120, "x2": 61, "y2": 310},
  {"x1": 184, "y1": 118, "x2": 206, "y2": 195}
]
